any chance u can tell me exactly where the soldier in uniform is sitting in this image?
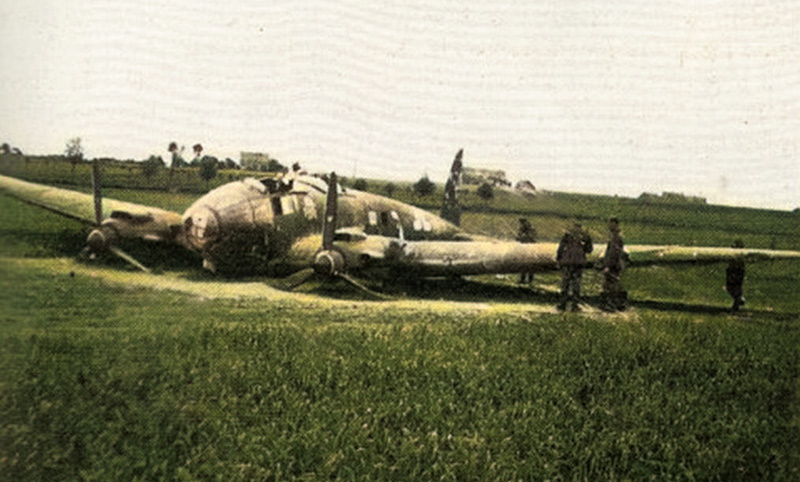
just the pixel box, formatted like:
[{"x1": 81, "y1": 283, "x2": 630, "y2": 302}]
[
  {"x1": 516, "y1": 217, "x2": 537, "y2": 283},
  {"x1": 191, "y1": 143, "x2": 203, "y2": 165},
  {"x1": 599, "y1": 217, "x2": 629, "y2": 311},
  {"x1": 725, "y1": 239, "x2": 746, "y2": 311},
  {"x1": 556, "y1": 222, "x2": 593, "y2": 311}
]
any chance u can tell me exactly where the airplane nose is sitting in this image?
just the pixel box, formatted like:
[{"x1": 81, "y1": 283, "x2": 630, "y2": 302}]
[{"x1": 183, "y1": 206, "x2": 219, "y2": 250}]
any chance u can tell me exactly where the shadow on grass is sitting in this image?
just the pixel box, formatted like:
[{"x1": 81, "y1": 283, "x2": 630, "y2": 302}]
[
  {"x1": 629, "y1": 298, "x2": 799, "y2": 322},
  {"x1": 296, "y1": 276, "x2": 563, "y2": 304},
  {"x1": 292, "y1": 276, "x2": 800, "y2": 322}
]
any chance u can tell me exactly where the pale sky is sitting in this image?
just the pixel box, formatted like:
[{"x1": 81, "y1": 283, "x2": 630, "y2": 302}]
[{"x1": 1, "y1": 0, "x2": 798, "y2": 209}]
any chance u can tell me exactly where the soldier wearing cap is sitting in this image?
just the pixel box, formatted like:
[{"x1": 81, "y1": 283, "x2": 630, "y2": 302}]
[
  {"x1": 556, "y1": 222, "x2": 593, "y2": 311},
  {"x1": 599, "y1": 217, "x2": 629, "y2": 311},
  {"x1": 726, "y1": 239, "x2": 746, "y2": 311},
  {"x1": 517, "y1": 217, "x2": 537, "y2": 283}
]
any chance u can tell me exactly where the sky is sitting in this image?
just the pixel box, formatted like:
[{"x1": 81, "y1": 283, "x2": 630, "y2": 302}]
[{"x1": 1, "y1": 0, "x2": 798, "y2": 210}]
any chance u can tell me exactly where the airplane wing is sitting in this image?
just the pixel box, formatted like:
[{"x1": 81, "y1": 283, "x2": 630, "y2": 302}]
[
  {"x1": 621, "y1": 244, "x2": 800, "y2": 266},
  {"x1": 329, "y1": 236, "x2": 800, "y2": 278},
  {"x1": 0, "y1": 174, "x2": 185, "y2": 246}
]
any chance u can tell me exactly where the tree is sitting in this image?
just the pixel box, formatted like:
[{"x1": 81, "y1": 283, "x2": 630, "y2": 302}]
[
  {"x1": 413, "y1": 175, "x2": 436, "y2": 197},
  {"x1": 265, "y1": 159, "x2": 285, "y2": 172},
  {"x1": 384, "y1": 182, "x2": 397, "y2": 197},
  {"x1": 1, "y1": 143, "x2": 10, "y2": 155},
  {"x1": 64, "y1": 137, "x2": 83, "y2": 175},
  {"x1": 352, "y1": 178, "x2": 368, "y2": 191},
  {"x1": 199, "y1": 155, "x2": 218, "y2": 188},
  {"x1": 477, "y1": 182, "x2": 494, "y2": 202},
  {"x1": 141, "y1": 155, "x2": 164, "y2": 181}
]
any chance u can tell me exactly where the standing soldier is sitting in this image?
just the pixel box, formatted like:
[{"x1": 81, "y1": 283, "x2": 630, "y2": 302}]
[
  {"x1": 167, "y1": 142, "x2": 185, "y2": 190},
  {"x1": 517, "y1": 217, "x2": 537, "y2": 283},
  {"x1": 599, "y1": 217, "x2": 629, "y2": 311},
  {"x1": 725, "y1": 239, "x2": 746, "y2": 311},
  {"x1": 556, "y1": 222, "x2": 593, "y2": 311},
  {"x1": 191, "y1": 143, "x2": 204, "y2": 165}
]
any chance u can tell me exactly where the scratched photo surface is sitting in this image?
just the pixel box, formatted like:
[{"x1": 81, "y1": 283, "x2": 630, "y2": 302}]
[{"x1": 1, "y1": 1, "x2": 798, "y2": 480}]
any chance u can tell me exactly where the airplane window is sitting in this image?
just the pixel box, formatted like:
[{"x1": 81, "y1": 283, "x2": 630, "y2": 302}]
[
  {"x1": 302, "y1": 196, "x2": 317, "y2": 220},
  {"x1": 244, "y1": 178, "x2": 267, "y2": 193},
  {"x1": 271, "y1": 197, "x2": 283, "y2": 216},
  {"x1": 280, "y1": 196, "x2": 296, "y2": 215},
  {"x1": 260, "y1": 178, "x2": 282, "y2": 194}
]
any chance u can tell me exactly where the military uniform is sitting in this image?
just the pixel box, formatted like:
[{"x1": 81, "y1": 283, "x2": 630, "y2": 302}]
[
  {"x1": 600, "y1": 224, "x2": 628, "y2": 311},
  {"x1": 726, "y1": 240, "x2": 746, "y2": 311},
  {"x1": 556, "y1": 224, "x2": 593, "y2": 311},
  {"x1": 517, "y1": 218, "x2": 536, "y2": 283}
]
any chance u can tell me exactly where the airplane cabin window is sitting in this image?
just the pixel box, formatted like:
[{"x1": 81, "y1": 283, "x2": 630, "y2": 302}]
[
  {"x1": 280, "y1": 196, "x2": 297, "y2": 215},
  {"x1": 271, "y1": 197, "x2": 283, "y2": 216}
]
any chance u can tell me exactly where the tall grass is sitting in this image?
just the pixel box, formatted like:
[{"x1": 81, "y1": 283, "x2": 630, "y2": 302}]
[
  {"x1": 2, "y1": 261, "x2": 797, "y2": 480},
  {"x1": 2, "y1": 161, "x2": 798, "y2": 480}
]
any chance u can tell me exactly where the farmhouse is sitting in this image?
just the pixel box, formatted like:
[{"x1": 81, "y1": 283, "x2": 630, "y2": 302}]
[
  {"x1": 240, "y1": 152, "x2": 281, "y2": 172},
  {"x1": 515, "y1": 180, "x2": 536, "y2": 196},
  {"x1": 462, "y1": 167, "x2": 511, "y2": 186}
]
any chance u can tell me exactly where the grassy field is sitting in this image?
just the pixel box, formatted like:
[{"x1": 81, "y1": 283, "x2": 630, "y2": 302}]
[
  {"x1": 1, "y1": 174, "x2": 799, "y2": 480},
  {"x1": 4, "y1": 154, "x2": 797, "y2": 250},
  {"x1": 0, "y1": 154, "x2": 261, "y2": 194}
]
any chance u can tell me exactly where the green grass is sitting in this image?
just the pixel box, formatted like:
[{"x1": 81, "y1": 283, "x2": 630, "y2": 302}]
[
  {"x1": 0, "y1": 154, "x2": 263, "y2": 194},
  {"x1": 2, "y1": 259, "x2": 798, "y2": 481},
  {"x1": 1, "y1": 167, "x2": 799, "y2": 480}
]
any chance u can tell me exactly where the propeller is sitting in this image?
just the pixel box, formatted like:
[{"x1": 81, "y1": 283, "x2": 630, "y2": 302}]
[
  {"x1": 284, "y1": 172, "x2": 391, "y2": 300},
  {"x1": 83, "y1": 160, "x2": 151, "y2": 273},
  {"x1": 313, "y1": 172, "x2": 345, "y2": 276}
]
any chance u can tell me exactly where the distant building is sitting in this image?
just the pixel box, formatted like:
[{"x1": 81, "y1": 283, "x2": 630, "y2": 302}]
[
  {"x1": 240, "y1": 152, "x2": 272, "y2": 171},
  {"x1": 462, "y1": 167, "x2": 510, "y2": 186},
  {"x1": 515, "y1": 180, "x2": 536, "y2": 196}
]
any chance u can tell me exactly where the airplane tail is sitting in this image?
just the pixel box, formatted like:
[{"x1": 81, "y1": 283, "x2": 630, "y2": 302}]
[{"x1": 440, "y1": 149, "x2": 463, "y2": 226}]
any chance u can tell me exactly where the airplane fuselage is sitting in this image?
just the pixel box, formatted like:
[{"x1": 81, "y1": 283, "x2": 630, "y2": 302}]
[{"x1": 181, "y1": 175, "x2": 466, "y2": 274}]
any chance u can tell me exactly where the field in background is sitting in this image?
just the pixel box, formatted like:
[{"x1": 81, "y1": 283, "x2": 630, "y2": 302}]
[
  {"x1": 1, "y1": 164, "x2": 798, "y2": 480},
  {"x1": 3, "y1": 154, "x2": 798, "y2": 251}
]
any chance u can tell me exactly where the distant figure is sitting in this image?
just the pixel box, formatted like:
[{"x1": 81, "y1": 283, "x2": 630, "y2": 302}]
[
  {"x1": 556, "y1": 222, "x2": 593, "y2": 311},
  {"x1": 168, "y1": 142, "x2": 185, "y2": 169},
  {"x1": 292, "y1": 162, "x2": 306, "y2": 176},
  {"x1": 516, "y1": 217, "x2": 537, "y2": 283},
  {"x1": 599, "y1": 217, "x2": 629, "y2": 311},
  {"x1": 191, "y1": 143, "x2": 203, "y2": 165},
  {"x1": 167, "y1": 142, "x2": 185, "y2": 190},
  {"x1": 726, "y1": 239, "x2": 746, "y2": 311}
]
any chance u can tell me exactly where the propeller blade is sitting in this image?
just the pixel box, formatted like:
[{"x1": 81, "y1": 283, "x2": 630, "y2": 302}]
[
  {"x1": 108, "y1": 245, "x2": 151, "y2": 273},
  {"x1": 322, "y1": 172, "x2": 338, "y2": 250},
  {"x1": 339, "y1": 273, "x2": 393, "y2": 301},
  {"x1": 282, "y1": 267, "x2": 317, "y2": 291},
  {"x1": 91, "y1": 159, "x2": 103, "y2": 225}
]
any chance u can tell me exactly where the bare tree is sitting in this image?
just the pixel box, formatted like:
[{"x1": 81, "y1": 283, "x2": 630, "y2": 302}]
[{"x1": 64, "y1": 137, "x2": 84, "y2": 178}]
